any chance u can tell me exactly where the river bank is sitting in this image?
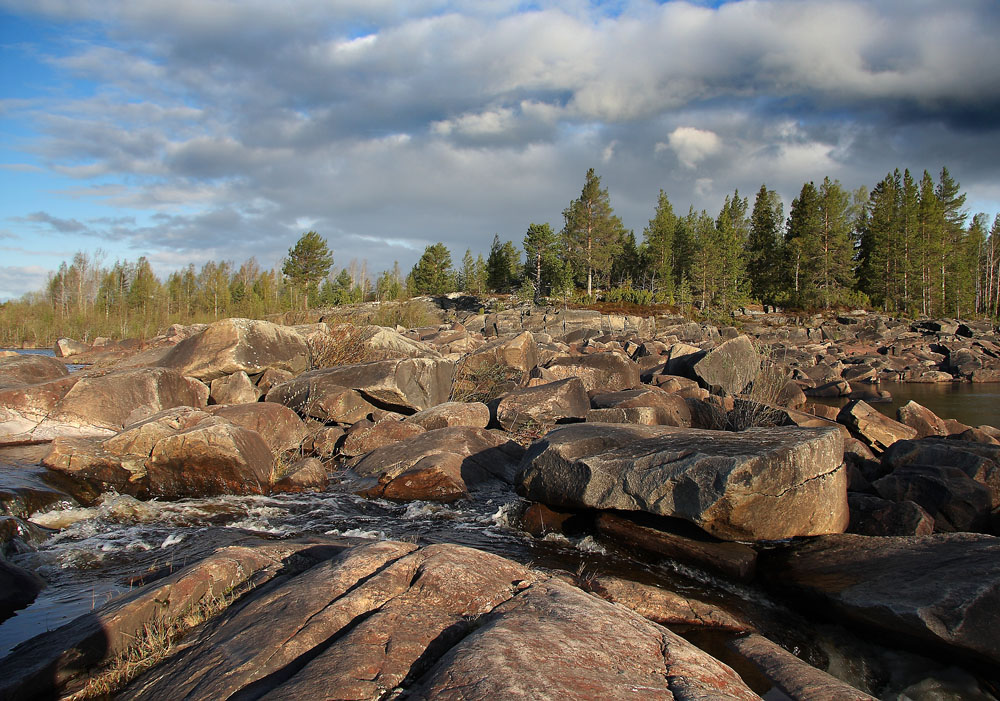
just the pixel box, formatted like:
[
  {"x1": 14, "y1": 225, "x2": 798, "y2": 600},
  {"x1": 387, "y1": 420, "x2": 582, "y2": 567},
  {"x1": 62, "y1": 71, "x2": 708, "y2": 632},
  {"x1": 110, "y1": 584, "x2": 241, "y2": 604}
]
[{"x1": 0, "y1": 308, "x2": 998, "y2": 699}]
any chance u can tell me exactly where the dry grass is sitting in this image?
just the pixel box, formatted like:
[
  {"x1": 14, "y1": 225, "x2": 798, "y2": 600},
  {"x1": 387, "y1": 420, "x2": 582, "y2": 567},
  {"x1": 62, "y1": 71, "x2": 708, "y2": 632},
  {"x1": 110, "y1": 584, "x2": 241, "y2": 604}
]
[
  {"x1": 450, "y1": 361, "x2": 524, "y2": 404},
  {"x1": 308, "y1": 324, "x2": 374, "y2": 369},
  {"x1": 69, "y1": 587, "x2": 245, "y2": 700},
  {"x1": 729, "y1": 341, "x2": 791, "y2": 431}
]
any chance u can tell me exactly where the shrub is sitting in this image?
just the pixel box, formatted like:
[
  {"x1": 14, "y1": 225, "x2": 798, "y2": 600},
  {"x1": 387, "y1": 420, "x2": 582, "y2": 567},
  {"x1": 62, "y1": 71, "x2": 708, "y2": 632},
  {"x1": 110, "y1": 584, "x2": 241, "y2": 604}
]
[{"x1": 308, "y1": 324, "x2": 373, "y2": 369}]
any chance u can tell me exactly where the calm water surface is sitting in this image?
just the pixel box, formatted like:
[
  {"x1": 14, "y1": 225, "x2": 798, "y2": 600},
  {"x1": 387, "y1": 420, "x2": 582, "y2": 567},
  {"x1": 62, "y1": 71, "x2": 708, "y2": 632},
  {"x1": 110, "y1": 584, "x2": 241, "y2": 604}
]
[{"x1": 816, "y1": 381, "x2": 1000, "y2": 429}]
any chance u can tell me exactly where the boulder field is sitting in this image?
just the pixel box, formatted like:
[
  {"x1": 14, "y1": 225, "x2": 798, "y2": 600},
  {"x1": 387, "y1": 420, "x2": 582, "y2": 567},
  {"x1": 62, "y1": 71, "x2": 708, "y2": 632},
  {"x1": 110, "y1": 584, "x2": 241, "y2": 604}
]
[{"x1": 1, "y1": 306, "x2": 999, "y2": 699}]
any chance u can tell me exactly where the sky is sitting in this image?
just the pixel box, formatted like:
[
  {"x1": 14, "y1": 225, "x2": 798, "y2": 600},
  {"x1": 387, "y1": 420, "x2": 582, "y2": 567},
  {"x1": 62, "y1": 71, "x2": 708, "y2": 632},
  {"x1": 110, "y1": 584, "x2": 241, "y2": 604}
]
[{"x1": 1, "y1": 0, "x2": 999, "y2": 300}]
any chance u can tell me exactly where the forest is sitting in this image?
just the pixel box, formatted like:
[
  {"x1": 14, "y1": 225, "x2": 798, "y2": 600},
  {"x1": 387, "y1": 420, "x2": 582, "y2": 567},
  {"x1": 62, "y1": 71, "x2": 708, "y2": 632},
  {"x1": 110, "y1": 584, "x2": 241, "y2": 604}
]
[{"x1": 2, "y1": 165, "x2": 998, "y2": 347}]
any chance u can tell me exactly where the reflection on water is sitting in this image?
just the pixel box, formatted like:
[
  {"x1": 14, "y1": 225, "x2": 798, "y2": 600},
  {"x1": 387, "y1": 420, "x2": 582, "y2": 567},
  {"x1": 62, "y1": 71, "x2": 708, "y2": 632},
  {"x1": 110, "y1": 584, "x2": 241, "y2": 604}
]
[{"x1": 815, "y1": 381, "x2": 1000, "y2": 428}]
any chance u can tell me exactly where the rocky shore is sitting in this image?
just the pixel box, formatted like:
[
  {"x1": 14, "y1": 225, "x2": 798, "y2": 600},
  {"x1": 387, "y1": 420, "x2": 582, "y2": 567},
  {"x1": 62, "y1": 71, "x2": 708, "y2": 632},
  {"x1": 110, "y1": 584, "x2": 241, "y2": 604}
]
[{"x1": 1, "y1": 304, "x2": 998, "y2": 699}]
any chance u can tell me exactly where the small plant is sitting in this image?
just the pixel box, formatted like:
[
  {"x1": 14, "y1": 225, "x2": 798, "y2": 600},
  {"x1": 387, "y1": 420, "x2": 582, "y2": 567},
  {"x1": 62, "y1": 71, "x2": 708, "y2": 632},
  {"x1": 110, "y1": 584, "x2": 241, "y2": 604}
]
[
  {"x1": 307, "y1": 324, "x2": 373, "y2": 369},
  {"x1": 728, "y1": 340, "x2": 791, "y2": 430},
  {"x1": 369, "y1": 300, "x2": 438, "y2": 329}
]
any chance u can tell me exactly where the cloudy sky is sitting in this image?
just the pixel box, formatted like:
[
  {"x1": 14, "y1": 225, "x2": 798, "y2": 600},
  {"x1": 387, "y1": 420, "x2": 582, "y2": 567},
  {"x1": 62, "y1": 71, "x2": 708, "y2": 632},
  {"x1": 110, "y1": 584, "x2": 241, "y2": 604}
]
[{"x1": 2, "y1": 0, "x2": 999, "y2": 299}]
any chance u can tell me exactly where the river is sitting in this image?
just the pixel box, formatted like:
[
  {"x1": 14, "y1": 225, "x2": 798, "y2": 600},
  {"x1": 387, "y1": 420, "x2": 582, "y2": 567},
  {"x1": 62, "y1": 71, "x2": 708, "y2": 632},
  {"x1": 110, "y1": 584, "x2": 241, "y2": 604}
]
[{"x1": 813, "y1": 381, "x2": 1000, "y2": 429}]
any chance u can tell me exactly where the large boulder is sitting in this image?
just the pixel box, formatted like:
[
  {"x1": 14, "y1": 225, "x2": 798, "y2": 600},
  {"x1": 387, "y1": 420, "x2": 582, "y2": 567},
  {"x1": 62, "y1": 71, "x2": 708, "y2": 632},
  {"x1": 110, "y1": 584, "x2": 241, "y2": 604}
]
[
  {"x1": 539, "y1": 352, "x2": 640, "y2": 392},
  {"x1": 0, "y1": 354, "x2": 69, "y2": 389},
  {"x1": 590, "y1": 387, "x2": 692, "y2": 427},
  {"x1": 691, "y1": 335, "x2": 761, "y2": 394},
  {"x1": 873, "y1": 465, "x2": 992, "y2": 533},
  {"x1": 158, "y1": 318, "x2": 309, "y2": 382},
  {"x1": 42, "y1": 407, "x2": 276, "y2": 500},
  {"x1": 269, "y1": 358, "x2": 455, "y2": 415},
  {"x1": 348, "y1": 427, "x2": 523, "y2": 502},
  {"x1": 518, "y1": 423, "x2": 848, "y2": 541},
  {"x1": 206, "y1": 402, "x2": 308, "y2": 455},
  {"x1": 0, "y1": 368, "x2": 205, "y2": 444},
  {"x1": 403, "y1": 401, "x2": 490, "y2": 430},
  {"x1": 896, "y1": 400, "x2": 948, "y2": 438},
  {"x1": 494, "y1": 377, "x2": 590, "y2": 432},
  {"x1": 766, "y1": 533, "x2": 1000, "y2": 668},
  {"x1": 461, "y1": 330, "x2": 538, "y2": 374},
  {"x1": 208, "y1": 370, "x2": 261, "y2": 405}
]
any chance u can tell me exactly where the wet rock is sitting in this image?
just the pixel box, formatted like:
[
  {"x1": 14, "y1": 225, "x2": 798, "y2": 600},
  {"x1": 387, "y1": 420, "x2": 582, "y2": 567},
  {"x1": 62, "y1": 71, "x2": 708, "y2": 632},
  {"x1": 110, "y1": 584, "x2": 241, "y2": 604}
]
[
  {"x1": 767, "y1": 532, "x2": 1000, "y2": 668},
  {"x1": 273, "y1": 457, "x2": 328, "y2": 493},
  {"x1": 538, "y1": 352, "x2": 640, "y2": 392},
  {"x1": 0, "y1": 539, "x2": 339, "y2": 700},
  {"x1": 0, "y1": 353, "x2": 69, "y2": 389},
  {"x1": 404, "y1": 401, "x2": 490, "y2": 430},
  {"x1": 157, "y1": 317, "x2": 310, "y2": 382},
  {"x1": 349, "y1": 426, "x2": 523, "y2": 500},
  {"x1": 208, "y1": 370, "x2": 261, "y2": 405},
  {"x1": 0, "y1": 465, "x2": 74, "y2": 519},
  {"x1": 206, "y1": 402, "x2": 308, "y2": 455},
  {"x1": 340, "y1": 419, "x2": 426, "y2": 458},
  {"x1": 727, "y1": 633, "x2": 877, "y2": 701},
  {"x1": 847, "y1": 494, "x2": 935, "y2": 536},
  {"x1": 521, "y1": 503, "x2": 574, "y2": 536},
  {"x1": 595, "y1": 512, "x2": 757, "y2": 580},
  {"x1": 360, "y1": 452, "x2": 470, "y2": 502},
  {"x1": 518, "y1": 423, "x2": 848, "y2": 541},
  {"x1": 896, "y1": 400, "x2": 948, "y2": 438},
  {"x1": 0, "y1": 557, "x2": 45, "y2": 623},
  {"x1": 494, "y1": 377, "x2": 590, "y2": 431},
  {"x1": 838, "y1": 400, "x2": 918, "y2": 452},
  {"x1": 584, "y1": 575, "x2": 751, "y2": 632}
]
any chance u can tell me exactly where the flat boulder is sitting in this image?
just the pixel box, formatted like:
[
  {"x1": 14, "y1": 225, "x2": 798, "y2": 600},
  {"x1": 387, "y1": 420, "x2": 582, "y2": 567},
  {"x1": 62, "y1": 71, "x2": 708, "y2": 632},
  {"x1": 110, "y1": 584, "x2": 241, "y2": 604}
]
[
  {"x1": 494, "y1": 377, "x2": 590, "y2": 431},
  {"x1": 590, "y1": 386, "x2": 692, "y2": 427},
  {"x1": 271, "y1": 357, "x2": 455, "y2": 414},
  {"x1": 518, "y1": 422, "x2": 848, "y2": 541},
  {"x1": 0, "y1": 354, "x2": 69, "y2": 389},
  {"x1": 349, "y1": 426, "x2": 523, "y2": 501},
  {"x1": 158, "y1": 317, "x2": 309, "y2": 382},
  {"x1": 403, "y1": 401, "x2": 490, "y2": 430},
  {"x1": 766, "y1": 532, "x2": 1000, "y2": 668}
]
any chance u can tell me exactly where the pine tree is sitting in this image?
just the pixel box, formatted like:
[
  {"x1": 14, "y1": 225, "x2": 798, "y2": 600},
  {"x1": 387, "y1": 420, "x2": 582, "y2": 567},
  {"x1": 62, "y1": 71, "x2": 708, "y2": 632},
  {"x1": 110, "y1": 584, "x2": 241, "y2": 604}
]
[
  {"x1": 815, "y1": 177, "x2": 855, "y2": 308},
  {"x1": 410, "y1": 243, "x2": 455, "y2": 295},
  {"x1": 785, "y1": 182, "x2": 821, "y2": 307},
  {"x1": 936, "y1": 167, "x2": 969, "y2": 317},
  {"x1": 857, "y1": 173, "x2": 900, "y2": 310},
  {"x1": 918, "y1": 171, "x2": 944, "y2": 315},
  {"x1": 714, "y1": 190, "x2": 749, "y2": 309},
  {"x1": 282, "y1": 231, "x2": 333, "y2": 310},
  {"x1": 746, "y1": 185, "x2": 783, "y2": 306},
  {"x1": 561, "y1": 168, "x2": 625, "y2": 296},
  {"x1": 487, "y1": 234, "x2": 520, "y2": 292}
]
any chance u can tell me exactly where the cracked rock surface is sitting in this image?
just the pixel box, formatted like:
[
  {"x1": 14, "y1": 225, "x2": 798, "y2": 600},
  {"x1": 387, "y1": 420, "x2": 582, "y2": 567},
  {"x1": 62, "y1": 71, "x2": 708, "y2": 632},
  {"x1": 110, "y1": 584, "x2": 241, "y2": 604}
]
[{"x1": 517, "y1": 422, "x2": 848, "y2": 541}]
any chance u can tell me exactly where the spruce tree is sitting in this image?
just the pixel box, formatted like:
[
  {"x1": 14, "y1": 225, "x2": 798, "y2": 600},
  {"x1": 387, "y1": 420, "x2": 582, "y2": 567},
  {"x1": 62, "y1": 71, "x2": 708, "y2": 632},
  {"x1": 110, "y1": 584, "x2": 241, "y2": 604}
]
[
  {"x1": 523, "y1": 223, "x2": 558, "y2": 301},
  {"x1": 642, "y1": 190, "x2": 678, "y2": 299},
  {"x1": 410, "y1": 243, "x2": 455, "y2": 295},
  {"x1": 816, "y1": 177, "x2": 855, "y2": 308},
  {"x1": 746, "y1": 185, "x2": 783, "y2": 306}
]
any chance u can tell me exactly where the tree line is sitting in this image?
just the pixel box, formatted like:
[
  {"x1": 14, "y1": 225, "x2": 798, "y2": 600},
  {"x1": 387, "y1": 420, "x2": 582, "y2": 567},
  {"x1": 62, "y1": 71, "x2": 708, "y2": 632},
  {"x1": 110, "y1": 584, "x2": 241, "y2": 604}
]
[{"x1": 3, "y1": 165, "x2": 998, "y2": 346}]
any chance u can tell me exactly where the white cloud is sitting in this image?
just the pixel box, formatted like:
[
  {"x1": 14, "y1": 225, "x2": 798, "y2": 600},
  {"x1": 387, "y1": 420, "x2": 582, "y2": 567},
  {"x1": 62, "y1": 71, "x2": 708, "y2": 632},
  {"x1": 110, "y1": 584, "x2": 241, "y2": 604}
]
[{"x1": 667, "y1": 127, "x2": 722, "y2": 168}]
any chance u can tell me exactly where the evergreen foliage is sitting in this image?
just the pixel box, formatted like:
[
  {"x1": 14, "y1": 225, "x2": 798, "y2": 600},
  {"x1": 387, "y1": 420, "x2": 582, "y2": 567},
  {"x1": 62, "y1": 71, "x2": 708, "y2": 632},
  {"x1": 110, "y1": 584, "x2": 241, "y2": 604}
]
[
  {"x1": 409, "y1": 243, "x2": 455, "y2": 295},
  {"x1": 281, "y1": 231, "x2": 333, "y2": 309},
  {"x1": 561, "y1": 168, "x2": 625, "y2": 296}
]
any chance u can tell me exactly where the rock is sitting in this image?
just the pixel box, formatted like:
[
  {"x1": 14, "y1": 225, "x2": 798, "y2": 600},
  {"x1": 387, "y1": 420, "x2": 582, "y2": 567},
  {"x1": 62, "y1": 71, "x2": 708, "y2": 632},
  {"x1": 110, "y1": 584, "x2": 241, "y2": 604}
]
[
  {"x1": 157, "y1": 317, "x2": 310, "y2": 382},
  {"x1": 896, "y1": 400, "x2": 948, "y2": 438},
  {"x1": 54, "y1": 338, "x2": 91, "y2": 358},
  {"x1": 0, "y1": 367, "x2": 206, "y2": 443},
  {"x1": 590, "y1": 387, "x2": 692, "y2": 427},
  {"x1": 404, "y1": 401, "x2": 490, "y2": 430},
  {"x1": 584, "y1": 575, "x2": 751, "y2": 632},
  {"x1": 206, "y1": 402, "x2": 308, "y2": 455},
  {"x1": 349, "y1": 427, "x2": 523, "y2": 499},
  {"x1": 273, "y1": 457, "x2": 328, "y2": 493},
  {"x1": 407, "y1": 577, "x2": 759, "y2": 700},
  {"x1": 0, "y1": 557, "x2": 45, "y2": 623},
  {"x1": 0, "y1": 465, "x2": 75, "y2": 519},
  {"x1": 882, "y1": 438, "x2": 1000, "y2": 509},
  {"x1": 539, "y1": 352, "x2": 640, "y2": 392},
  {"x1": 595, "y1": 512, "x2": 757, "y2": 580},
  {"x1": 266, "y1": 373, "x2": 377, "y2": 424},
  {"x1": 494, "y1": 377, "x2": 590, "y2": 431},
  {"x1": 0, "y1": 353, "x2": 69, "y2": 389},
  {"x1": 838, "y1": 400, "x2": 918, "y2": 452},
  {"x1": 340, "y1": 419, "x2": 426, "y2": 458},
  {"x1": 461, "y1": 330, "x2": 538, "y2": 374},
  {"x1": 847, "y1": 494, "x2": 935, "y2": 536},
  {"x1": 361, "y1": 452, "x2": 470, "y2": 502},
  {"x1": 727, "y1": 633, "x2": 877, "y2": 701},
  {"x1": 766, "y1": 532, "x2": 1000, "y2": 668},
  {"x1": 255, "y1": 366, "x2": 293, "y2": 393},
  {"x1": 874, "y1": 466, "x2": 992, "y2": 532},
  {"x1": 358, "y1": 324, "x2": 440, "y2": 359},
  {"x1": 0, "y1": 539, "x2": 340, "y2": 699},
  {"x1": 43, "y1": 408, "x2": 277, "y2": 499},
  {"x1": 208, "y1": 370, "x2": 261, "y2": 405},
  {"x1": 521, "y1": 503, "x2": 574, "y2": 537},
  {"x1": 518, "y1": 423, "x2": 848, "y2": 541},
  {"x1": 271, "y1": 358, "x2": 455, "y2": 415},
  {"x1": 775, "y1": 380, "x2": 807, "y2": 408},
  {"x1": 805, "y1": 379, "x2": 852, "y2": 398},
  {"x1": 691, "y1": 335, "x2": 762, "y2": 394}
]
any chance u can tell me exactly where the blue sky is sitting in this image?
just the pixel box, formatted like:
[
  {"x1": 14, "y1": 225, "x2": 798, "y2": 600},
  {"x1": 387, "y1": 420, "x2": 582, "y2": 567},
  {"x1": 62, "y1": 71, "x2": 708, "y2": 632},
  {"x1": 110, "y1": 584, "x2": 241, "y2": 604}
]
[{"x1": 1, "y1": 0, "x2": 999, "y2": 300}]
